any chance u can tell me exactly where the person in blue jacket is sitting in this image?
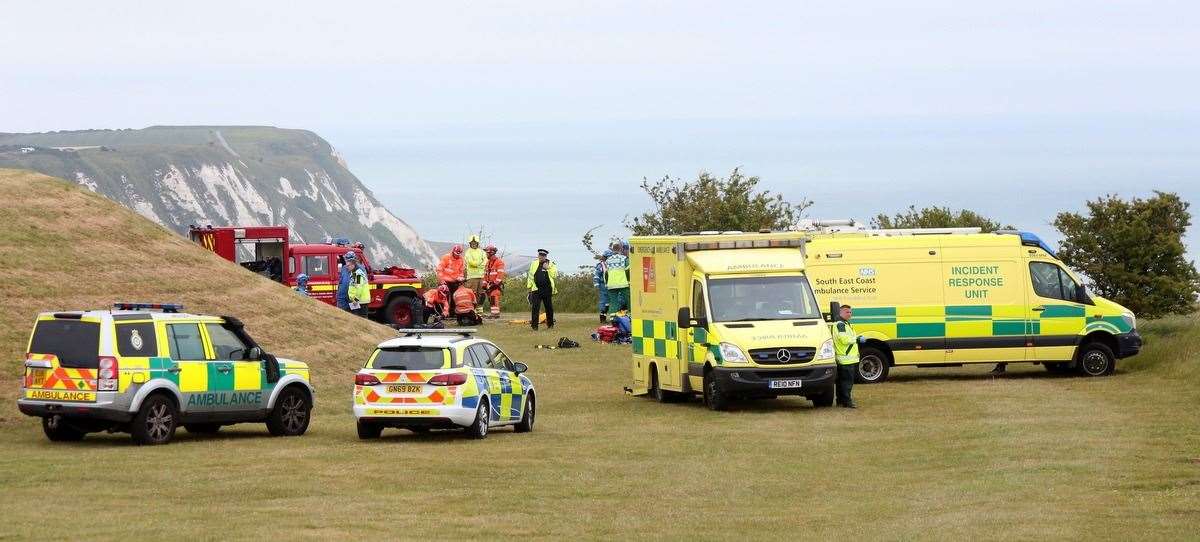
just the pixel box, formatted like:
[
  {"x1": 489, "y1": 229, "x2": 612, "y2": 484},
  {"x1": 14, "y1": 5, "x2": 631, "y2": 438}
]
[
  {"x1": 593, "y1": 250, "x2": 611, "y2": 323},
  {"x1": 336, "y1": 252, "x2": 357, "y2": 311}
]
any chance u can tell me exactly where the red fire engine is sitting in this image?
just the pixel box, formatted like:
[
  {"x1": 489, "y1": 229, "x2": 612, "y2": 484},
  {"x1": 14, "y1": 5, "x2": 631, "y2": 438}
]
[{"x1": 189, "y1": 225, "x2": 424, "y2": 326}]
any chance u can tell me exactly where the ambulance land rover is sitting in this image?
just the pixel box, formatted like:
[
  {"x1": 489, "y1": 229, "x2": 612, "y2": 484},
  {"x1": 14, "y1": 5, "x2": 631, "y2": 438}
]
[
  {"x1": 17, "y1": 303, "x2": 314, "y2": 445},
  {"x1": 627, "y1": 232, "x2": 837, "y2": 411},
  {"x1": 799, "y1": 222, "x2": 1143, "y2": 382}
]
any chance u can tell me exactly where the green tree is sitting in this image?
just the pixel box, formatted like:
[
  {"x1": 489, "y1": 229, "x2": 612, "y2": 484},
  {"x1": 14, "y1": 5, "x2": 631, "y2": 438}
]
[
  {"x1": 624, "y1": 169, "x2": 810, "y2": 235},
  {"x1": 1054, "y1": 191, "x2": 1199, "y2": 318},
  {"x1": 870, "y1": 205, "x2": 1010, "y2": 232}
]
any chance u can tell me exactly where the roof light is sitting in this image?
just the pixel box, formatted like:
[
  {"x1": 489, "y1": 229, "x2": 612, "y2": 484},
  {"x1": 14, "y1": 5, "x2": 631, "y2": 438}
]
[
  {"x1": 395, "y1": 328, "x2": 476, "y2": 338},
  {"x1": 113, "y1": 302, "x2": 184, "y2": 313}
]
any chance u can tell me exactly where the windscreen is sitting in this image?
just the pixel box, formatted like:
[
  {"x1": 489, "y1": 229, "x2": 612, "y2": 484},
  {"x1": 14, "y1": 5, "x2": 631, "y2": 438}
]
[
  {"x1": 29, "y1": 319, "x2": 101, "y2": 368},
  {"x1": 370, "y1": 347, "x2": 450, "y2": 370},
  {"x1": 707, "y1": 276, "x2": 822, "y2": 322}
]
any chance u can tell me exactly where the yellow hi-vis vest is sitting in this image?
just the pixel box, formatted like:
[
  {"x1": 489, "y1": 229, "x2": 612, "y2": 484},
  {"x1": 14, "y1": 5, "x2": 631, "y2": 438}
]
[
  {"x1": 831, "y1": 321, "x2": 860, "y2": 365},
  {"x1": 465, "y1": 247, "x2": 486, "y2": 279},
  {"x1": 349, "y1": 268, "x2": 371, "y2": 304}
]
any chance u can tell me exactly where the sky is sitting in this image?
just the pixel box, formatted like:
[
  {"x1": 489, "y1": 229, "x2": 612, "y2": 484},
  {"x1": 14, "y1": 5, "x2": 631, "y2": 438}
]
[{"x1": 2, "y1": 0, "x2": 1198, "y2": 269}]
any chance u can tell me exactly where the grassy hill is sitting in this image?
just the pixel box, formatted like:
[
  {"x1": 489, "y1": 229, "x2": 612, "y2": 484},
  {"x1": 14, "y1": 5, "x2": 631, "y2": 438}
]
[{"x1": 1, "y1": 168, "x2": 1197, "y2": 540}]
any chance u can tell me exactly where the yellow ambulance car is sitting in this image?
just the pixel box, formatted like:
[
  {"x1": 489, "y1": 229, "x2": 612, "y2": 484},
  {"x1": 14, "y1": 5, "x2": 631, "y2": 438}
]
[
  {"x1": 628, "y1": 232, "x2": 837, "y2": 410},
  {"x1": 801, "y1": 227, "x2": 1142, "y2": 383}
]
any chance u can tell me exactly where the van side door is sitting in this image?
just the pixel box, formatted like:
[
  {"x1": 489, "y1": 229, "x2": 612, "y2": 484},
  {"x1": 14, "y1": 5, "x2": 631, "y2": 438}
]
[
  {"x1": 1025, "y1": 260, "x2": 1089, "y2": 361},
  {"x1": 941, "y1": 246, "x2": 1030, "y2": 364}
]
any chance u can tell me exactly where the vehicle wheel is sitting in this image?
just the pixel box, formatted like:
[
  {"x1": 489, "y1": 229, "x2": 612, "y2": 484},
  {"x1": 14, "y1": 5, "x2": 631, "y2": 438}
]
[
  {"x1": 266, "y1": 386, "x2": 311, "y2": 436},
  {"x1": 357, "y1": 420, "x2": 383, "y2": 439},
  {"x1": 1077, "y1": 342, "x2": 1115, "y2": 377},
  {"x1": 385, "y1": 295, "x2": 415, "y2": 327},
  {"x1": 515, "y1": 394, "x2": 535, "y2": 433},
  {"x1": 703, "y1": 370, "x2": 729, "y2": 411},
  {"x1": 131, "y1": 394, "x2": 178, "y2": 445},
  {"x1": 465, "y1": 400, "x2": 490, "y2": 439},
  {"x1": 1044, "y1": 362, "x2": 1071, "y2": 374},
  {"x1": 856, "y1": 347, "x2": 890, "y2": 384},
  {"x1": 810, "y1": 386, "x2": 835, "y2": 408},
  {"x1": 42, "y1": 416, "x2": 85, "y2": 442},
  {"x1": 184, "y1": 423, "x2": 221, "y2": 434},
  {"x1": 649, "y1": 367, "x2": 668, "y2": 403}
]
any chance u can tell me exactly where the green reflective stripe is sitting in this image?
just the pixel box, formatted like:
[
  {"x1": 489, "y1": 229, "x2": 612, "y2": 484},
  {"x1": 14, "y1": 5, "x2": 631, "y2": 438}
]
[
  {"x1": 207, "y1": 363, "x2": 234, "y2": 391},
  {"x1": 852, "y1": 307, "x2": 896, "y2": 317},
  {"x1": 897, "y1": 323, "x2": 945, "y2": 338},
  {"x1": 149, "y1": 356, "x2": 178, "y2": 385},
  {"x1": 1041, "y1": 305, "x2": 1086, "y2": 318},
  {"x1": 992, "y1": 320, "x2": 1027, "y2": 336},
  {"x1": 848, "y1": 316, "x2": 897, "y2": 324},
  {"x1": 946, "y1": 305, "x2": 992, "y2": 316}
]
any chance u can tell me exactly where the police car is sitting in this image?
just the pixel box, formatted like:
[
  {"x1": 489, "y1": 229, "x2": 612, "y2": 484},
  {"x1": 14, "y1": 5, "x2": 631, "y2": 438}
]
[
  {"x1": 353, "y1": 329, "x2": 535, "y2": 439},
  {"x1": 17, "y1": 303, "x2": 314, "y2": 445}
]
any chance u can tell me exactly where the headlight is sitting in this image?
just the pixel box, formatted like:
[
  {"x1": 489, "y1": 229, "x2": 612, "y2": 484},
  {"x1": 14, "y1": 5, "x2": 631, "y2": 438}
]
[
  {"x1": 818, "y1": 339, "x2": 834, "y2": 360},
  {"x1": 718, "y1": 342, "x2": 749, "y2": 363},
  {"x1": 1122, "y1": 312, "x2": 1136, "y2": 331}
]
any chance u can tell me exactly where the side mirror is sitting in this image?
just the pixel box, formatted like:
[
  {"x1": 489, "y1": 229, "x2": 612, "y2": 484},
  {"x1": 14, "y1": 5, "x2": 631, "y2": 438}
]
[
  {"x1": 1075, "y1": 288, "x2": 1092, "y2": 305},
  {"x1": 263, "y1": 353, "x2": 281, "y2": 383},
  {"x1": 247, "y1": 346, "x2": 263, "y2": 360},
  {"x1": 677, "y1": 307, "x2": 692, "y2": 329},
  {"x1": 512, "y1": 362, "x2": 529, "y2": 374},
  {"x1": 828, "y1": 301, "x2": 843, "y2": 322}
]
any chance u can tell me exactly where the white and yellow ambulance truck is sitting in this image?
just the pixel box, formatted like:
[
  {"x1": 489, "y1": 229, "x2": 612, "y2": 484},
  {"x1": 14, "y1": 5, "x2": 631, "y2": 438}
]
[
  {"x1": 800, "y1": 225, "x2": 1142, "y2": 383},
  {"x1": 628, "y1": 232, "x2": 838, "y2": 411}
]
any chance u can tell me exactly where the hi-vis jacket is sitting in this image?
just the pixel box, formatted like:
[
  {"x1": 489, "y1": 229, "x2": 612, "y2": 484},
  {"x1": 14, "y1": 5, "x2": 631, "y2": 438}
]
[
  {"x1": 437, "y1": 254, "x2": 465, "y2": 283},
  {"x1": 349, "y1": 268, "x2": 371, "y2": 304},
  {"x1": 831, "y1": 321, "x2": 861, "y2": 365},
  {"x1": 604, "y1": 253, "x2": 629, "y2": 289},
  {"x1": 526, "y1": 260, "x2": 558, "y2": 295},
  {"x1": 465, "y1": 248, "x2": 486, "y2": 280},
  {"x1": 484, "y1": 256, "x2": 507, "y2": 287}
]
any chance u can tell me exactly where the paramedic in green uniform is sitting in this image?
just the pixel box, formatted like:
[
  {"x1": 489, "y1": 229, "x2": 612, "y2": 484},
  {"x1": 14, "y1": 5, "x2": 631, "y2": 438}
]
[{"x1": 831, "y1": 305, "x2": 865, "y2": 408}]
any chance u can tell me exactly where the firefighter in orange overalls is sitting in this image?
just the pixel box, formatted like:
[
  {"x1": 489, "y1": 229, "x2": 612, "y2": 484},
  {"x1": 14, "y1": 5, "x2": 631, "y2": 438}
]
[
  {"x1": 452, "y1": 284, "x2": 480, "y2": 325},
  {"x1": 436, "y1": 245, "x2": 466, "y2": 298},
  {"x1": 423, "y1": 284, "x2": 450, "y2": 319},
  {"x1": 482, "y1": 245, "x2": 507, "y2": 319}
]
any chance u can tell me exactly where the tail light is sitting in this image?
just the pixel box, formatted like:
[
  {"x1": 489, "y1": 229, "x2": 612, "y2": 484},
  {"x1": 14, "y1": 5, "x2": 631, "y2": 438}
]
[
  {"x1": 355, "y1": 373, "x2": 382, "y2": 386},
  {"x1": 98, "y1": 356, "x2": 119, "y2": 391},
  {"x1": 428, "y1": 373, "x2": 467, "y2": 386}
]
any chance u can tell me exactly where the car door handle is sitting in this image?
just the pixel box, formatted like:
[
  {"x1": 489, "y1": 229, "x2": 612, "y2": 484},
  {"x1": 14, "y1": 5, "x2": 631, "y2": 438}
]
[
  {"x1": 1032, "y1": 306, "x2": 1046, "y2": 312},
  {"x1": 216, "y1": 364, "x2": 232, "y2": 373},
  {"x1": 167, "y1": 366, "x2": 182, "y2": 374}
]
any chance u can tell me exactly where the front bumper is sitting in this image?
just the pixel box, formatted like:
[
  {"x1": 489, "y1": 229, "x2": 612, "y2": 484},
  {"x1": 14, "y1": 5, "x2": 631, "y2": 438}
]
[
  {"x1": 1116, "y1": 331, "x2": 1143, "y2": 359},
  {"x1": 710, "y1": 363, "x2": 836, "y2": 398}
]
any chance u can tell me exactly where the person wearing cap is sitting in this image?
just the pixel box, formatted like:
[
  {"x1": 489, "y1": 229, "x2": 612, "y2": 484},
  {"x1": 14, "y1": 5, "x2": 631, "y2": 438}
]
[
  {"x1": 463, "y1": 235, "x2": 487, "y2": 314},
  {"x1": 604, "y1": 241, "x2": 630, "y2": 315},
  {"x1": 436, "y1": 244, "x2": 467, "y2": 299},
  {"x1": 295, "y1": 273, "x2": 310, "y2": 297},
  {"x1": 482, "y1": 245, "x2": 507, "y2": 319},
  {"x1": 526, "y1": 249, "x2": 558, "y2": 330},
  {"x1": 593, "y1": 250, "x2": 611, "y2": 323},
  {"x1": 346, "y1": 251, "x2": 371, "y2": 317},
  {"x1": 336, "y1": 252, "x2": 356, "y2": 311}
]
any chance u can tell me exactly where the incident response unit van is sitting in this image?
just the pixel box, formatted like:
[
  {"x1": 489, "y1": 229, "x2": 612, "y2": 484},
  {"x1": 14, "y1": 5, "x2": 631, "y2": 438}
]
[
  {"x1": 628, "y1": 232, "x2": 837, "y2": 410},
  {"x1": 798, "y1": 223, "x2": 1142, "y2": 383}
]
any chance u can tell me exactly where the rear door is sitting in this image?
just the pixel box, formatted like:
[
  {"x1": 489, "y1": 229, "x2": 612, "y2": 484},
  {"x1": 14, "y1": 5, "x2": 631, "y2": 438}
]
[
  {"x1": 24, "y1": 317, "x2": 102, "y2": 402},
  {"x1": 467, "y1": 344, "x2": 503, "y2": 422},
  {"x1": 164, "y1": 322, "x2": 213, "y2": 413},
  {"x1": 203, "y1": 322, "x2": 266, "y2": 412}
]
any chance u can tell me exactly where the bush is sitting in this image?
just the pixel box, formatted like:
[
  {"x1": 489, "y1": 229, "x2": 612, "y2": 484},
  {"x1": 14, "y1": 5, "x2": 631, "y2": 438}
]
[{"x1": 498, "y1": 271, "x2": 603, "y2": 315}]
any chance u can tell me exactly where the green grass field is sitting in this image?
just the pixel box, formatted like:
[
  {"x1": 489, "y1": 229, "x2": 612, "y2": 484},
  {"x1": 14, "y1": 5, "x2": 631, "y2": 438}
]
[
  {"x1": 0, "y1": 169, "x2": 1197, "y2": 540},
  {"x1": 2, "y1": 314, "x2": 1198, "y2": 540}
]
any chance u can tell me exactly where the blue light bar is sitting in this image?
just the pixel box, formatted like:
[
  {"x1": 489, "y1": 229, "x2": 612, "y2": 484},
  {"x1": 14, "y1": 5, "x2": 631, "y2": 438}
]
[
  {"x1": 1018, "y1": 232, "x2": 1057, "y2": 258},
  {"x1": 113, "y1": 302, "x2": 184, "y2": 313}
]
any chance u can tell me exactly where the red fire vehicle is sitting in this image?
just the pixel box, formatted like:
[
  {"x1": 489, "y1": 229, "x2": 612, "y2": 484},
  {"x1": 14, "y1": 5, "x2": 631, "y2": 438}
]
[{"x1": 189, "y1": 225, "x2": 424, "y2": 326}]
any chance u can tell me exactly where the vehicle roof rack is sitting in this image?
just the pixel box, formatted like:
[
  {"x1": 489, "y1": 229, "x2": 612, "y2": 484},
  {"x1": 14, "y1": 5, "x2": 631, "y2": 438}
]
[
  {"x1": 113, "y1": 302, "x2": 184, "y2": 313},
  {"x1": 394, "y1": 328, "x2": 477, "y2": 338}
]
